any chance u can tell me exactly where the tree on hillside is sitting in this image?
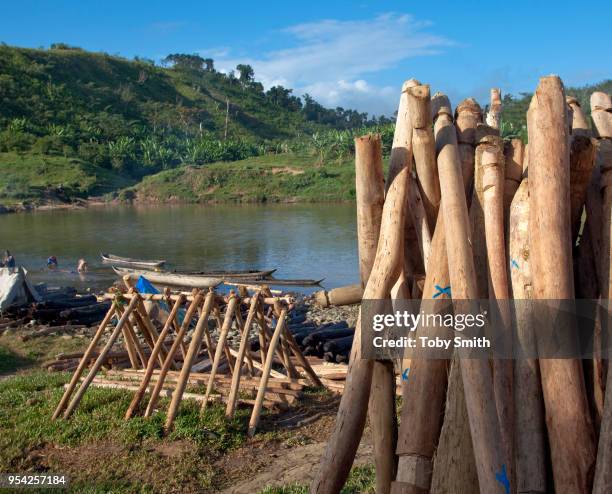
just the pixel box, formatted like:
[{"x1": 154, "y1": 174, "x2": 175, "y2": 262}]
[
  {"x1": 203, "y1": 58, "x2": 215, "y2": 72},
  {"x1": 162, "y1": 53, "x2": 205, "y2": 71},
  {"x1": 266, "y1": 86, "x2": 302, "y2": 111},
  {"x1": 236, "y1": 64, "x2": 254, "y2": 85}
]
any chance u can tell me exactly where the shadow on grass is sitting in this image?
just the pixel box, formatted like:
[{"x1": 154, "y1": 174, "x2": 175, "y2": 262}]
[{"x1": 0, "y1": 345, "x2": 34, "y2": 374}]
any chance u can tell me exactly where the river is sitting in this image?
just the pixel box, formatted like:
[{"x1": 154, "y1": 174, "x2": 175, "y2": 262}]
[{"x1": 0, "y1": 204, "x2": 359, "y2": 293}]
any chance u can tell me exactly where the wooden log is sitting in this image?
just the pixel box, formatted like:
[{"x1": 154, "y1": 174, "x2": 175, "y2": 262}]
[
  {"x1": 508, "y1": 177, "x2": 547, "y2": 493},
  {"x1": 355, "y1": 130, "x2": 397, "y2": 494},
  {"x1": 311, "y1": 79, "x2": 414, "y2": 494},
  {"x1": 433, "y1": 91, "x2": 506, "y2": 493},
  {"x1": 455, "y1": 98, "x2": 483, "y2": 203},
  {"x1": 408, "y1": 84, "x2": 440, "y2": 231},
  {"x1": 409, "y1": 162, "x2": 433, "y2": 272},
  {"x1": 355, "y1": 134, "x2": 385, "y2": 284},
  {"x1": 248, "y1": 307, "x2": 288, "y2": 436},
  {"x1": 569, "y1": 135, "x2": 597, "y2": 240},
  {"x1": 486, "y1": 88, "x2": 502, "y2": 130},
  {"x1": 592, "y1": 91, "x2": 612, "y2": 493},
  {"x1": 528, "y1": 75, "x2": 596, "y2": 492},
  {"x1": 203, "y1": 294, "x2": 238, "y2": 411},
  {"x1": 165, "y1": 290, "x2": 215, "y2": 430},
  {"x1": 394, "y1": 96, "x2": 479, "y2": 494},
  {"x1": 567, "y1": 96, "x2": 591, "y2": 137},
  {"x1": 144, "y1": 291, "x2": 203, "y2": 417},
  {"x1": 313, "y1": 284, "x2": 363, "y2": 307},
  {"x1": 226, "y1": 293, "x2": 261, "y2": 417},
  {"x1": 52, "y1": 304, "x2": 116, "y2": 420},
  {"x1": 479, "y1": 133, "x2": 515, "y2": 485},
  {"x1": 591, "y1": 92, "x2": 612, "y2": 139},
  {"x1": 62, "y1": 296, "x2": 140, "y2": 418},
  {"x1": 503, "y1": 138, "x2": 525, "y2": 219}
]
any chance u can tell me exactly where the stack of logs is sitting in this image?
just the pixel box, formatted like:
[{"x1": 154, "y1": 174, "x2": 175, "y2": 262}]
[{"x1": 310, "y1": 79, "x2": 612, "y2": 493}]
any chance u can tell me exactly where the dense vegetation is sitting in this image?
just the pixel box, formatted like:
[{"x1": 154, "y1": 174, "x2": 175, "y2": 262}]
[
  {"x1": 0, "y1": 42, "x2": 609, "y2": 207},
  {"x1": 0, "y1": 44, "x2": 390, "y2": 181}
]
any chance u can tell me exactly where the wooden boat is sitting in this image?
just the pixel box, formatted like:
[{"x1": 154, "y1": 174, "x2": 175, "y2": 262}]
[
  {"x1": 113, "y1": 267, "x2": 222, "y2": 288},
  {"x1": 185, "y1": 268, "x2": 277, "y2": 279},
  {"x1": 224, "y1": 277, "x2": 324, "y2": 287},
  {"x1": 101, "y1": 253, "x2": 165, "y2": 269}
]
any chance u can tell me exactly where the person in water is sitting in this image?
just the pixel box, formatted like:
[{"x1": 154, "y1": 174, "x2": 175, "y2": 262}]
[
  {"x1": 2, "y1": 250, "x2": 15, "y2": 269},
  {"x1": 77, "y1": 258, "x2": 88, "y2": 273},
  {"x1": 47, "y1": 255, "x2": 58, "y2": 269}
]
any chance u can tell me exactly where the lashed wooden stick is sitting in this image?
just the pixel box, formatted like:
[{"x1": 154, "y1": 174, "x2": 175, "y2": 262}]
[
  {"x1": 528, "y1": 75, "x2": 596, "y2": 492},
  {"x1": 125, "y1": 292, "x2": 186, "y2": 419},
  {"x1": 311, "y1": 80, "x2": 414, "y2": 494},
  {"x1": 63, "y1": 295, "x2": 140, "y2": 418},
  {"x1": 52, "y1": 303, "x2": 116, "y2": 419},
  {"x1": 165, "y1": 290, "x2": 215, "y2": 431},
  {"x1": 486, "y1": 88, "x2": 502, "y2": 130},
  {"x1": 144, "y1": 291, "x2": 203, "y2": 417}
]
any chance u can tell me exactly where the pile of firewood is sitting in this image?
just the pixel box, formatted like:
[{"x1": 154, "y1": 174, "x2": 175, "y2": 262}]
[{"x1": 310, "y1": 79, "x2": 612, "y2": 494}]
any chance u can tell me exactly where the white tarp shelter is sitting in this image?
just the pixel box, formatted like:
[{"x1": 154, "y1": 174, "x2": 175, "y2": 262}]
[{"x1": 0, "y1": 267, "x2": 41, "y2": 311}]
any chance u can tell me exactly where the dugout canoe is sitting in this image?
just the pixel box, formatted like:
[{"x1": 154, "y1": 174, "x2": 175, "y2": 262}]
[
  {"x1": 224, "y1": 277, "x2": 324, "y2": 287},
  {"x1": 112, "y1": 267, "x2": 222, "y2": 288},
  {"x1": 101, "y1": 253, "x2": 166, "y2": 269},
  {"x1": 185, "y1": 268, "x2": 277, "y2": 279}
]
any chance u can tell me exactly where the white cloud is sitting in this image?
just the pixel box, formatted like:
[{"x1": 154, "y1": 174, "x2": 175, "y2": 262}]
[{"x1": 209, "y1": 13, "x2": 451, "y2": 116}]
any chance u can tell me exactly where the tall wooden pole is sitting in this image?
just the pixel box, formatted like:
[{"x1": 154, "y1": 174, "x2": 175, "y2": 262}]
[
  {"x1": 455, "y1": 98, "x2": 483, "y2": 199},
  {"x1": 479, "y1": 132, "x2": 514, "y2": 486},
  {"x1": 509, "y1": 176, "x2": 547, "y2": 493},
  {"x1": 503, "y1": 138, "x2": 525, "y2": 219},
  {"x1": 355, "y1": 134, "x2": 397, "y2": 494},
  {"x1": 433, "y1": 91, "x2": 506, "y2": 493},
  {"x1": 311, "y1": 80, "x2": 414, "y2": 494},
  {"x1": 592, "y1": 90, "x2": 612, "y2": 494},
  {"x1": 567, "y1": 96, "x2": 591, "y2": 137},
  {"x1": 528, "y1": 76, "x2": 596, "y2": 492},
  {"x1": 486, "y1": 88, "x2": 502, "y2": 130},
  {"x1": 569, "y1": 135, "x2": 596, "y2": 241},
  {"x1": 409, "y1": 84, "x2": 440, "y2": 232}
]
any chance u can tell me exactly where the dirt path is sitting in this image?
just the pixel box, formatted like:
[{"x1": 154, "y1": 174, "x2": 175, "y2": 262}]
[{"x1": 220, "y1": 437, "x2": 373, "y2": 493}]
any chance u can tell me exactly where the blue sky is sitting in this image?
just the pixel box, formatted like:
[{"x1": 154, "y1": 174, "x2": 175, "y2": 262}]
[{"x1": 2, "y1": 1, "x2": 610, "y2": 116}]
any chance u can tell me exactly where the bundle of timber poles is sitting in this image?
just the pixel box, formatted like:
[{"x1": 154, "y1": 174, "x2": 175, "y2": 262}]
[{"x1": 311, "y1": 79, "x2": 612, "y2": 493}]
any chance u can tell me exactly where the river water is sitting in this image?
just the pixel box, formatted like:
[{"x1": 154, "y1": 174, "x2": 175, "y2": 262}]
[{"x1": 0, "y1": 204, "x2": 359, "y2": 293}]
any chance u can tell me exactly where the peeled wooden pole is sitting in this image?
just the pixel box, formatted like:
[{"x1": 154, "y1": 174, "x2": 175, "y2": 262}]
[
  {"x1": 355, "y1": 133, "x2": 396, "y2": 494},
  {"x1": 503, "y1": 138, "x2": 525, "y2": 218},
  {"x1": 165, "y1": 290, "x2": 215, "y2": 431},
  {"x1": 311, "y1": 80, "x2": 414, "y2": 494},
  {"x1": 591, "y1": 92, "x2": 612, "y2": 139},
  {"x1": 394, "y1": 93, "x2": 479, "y2": 494},
  {"x1": 63, "y1": 295, "x2": 140, "y2": 418},
  {"x1": 486, "y1": 88, "x2": 502, "y2": 130},
  {"x1": 455, "y1": 98, "x2": 483, "y2": 200},
  {"x1": 592, "y1": 91, "x2": 612, "y2": 494},
  {"x1": 313, "y1": 284, "x2": 363, "y2": 307},
  {"x1": 509, "y1": 177, "x2": 547, "y2": 493},
  {"x1": 52, "y1": 304, "x2": 116, "y2": 419},
  {"x1": 408, "y1": 180, "x2": 432, "y2": 271},
  {"x1": 528, "y1": 76, "x2": 596, "y2": 492},
  {"x1": 125, "y1": 293, "x2": 186, "y2": 419},
  {"x1": 144, "y1": 291, "x2": 203, "y2": 417},
  {"x1": 434, "y1": 92, "x2": 506, "y2": 493},
  {"x1": 408, "y1": 84, "x2": 440, "y2": 231},
  {"x1": 567, "y1": 96, "x2": 591, "y2": 137},
  {"x1": 569, "y1": 135, "x2": 596, "y2": 240},
  {"x1": 479, "y1": 134, "x2": 515, "y2": 487},
  {"x1": 202, "y1": 294, "x2": 238, "y2": 411}
]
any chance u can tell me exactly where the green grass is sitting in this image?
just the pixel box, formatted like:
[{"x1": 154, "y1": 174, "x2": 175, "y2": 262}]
[
  {"x1": 0, "y1": 345, "x2": 33, "y2": 373},
  {"x1": 128, "y1": 153, "x2": 357, "y2": 203},
  {"x1": 257, "y1": 464, "x2": 375, "y2": 494},
  {"x1": 0, "y1": 152, "x2": 132, "y2": 204},
  {"x1": 0, "y1": 370, "x2": 251, "y2": 492}
]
